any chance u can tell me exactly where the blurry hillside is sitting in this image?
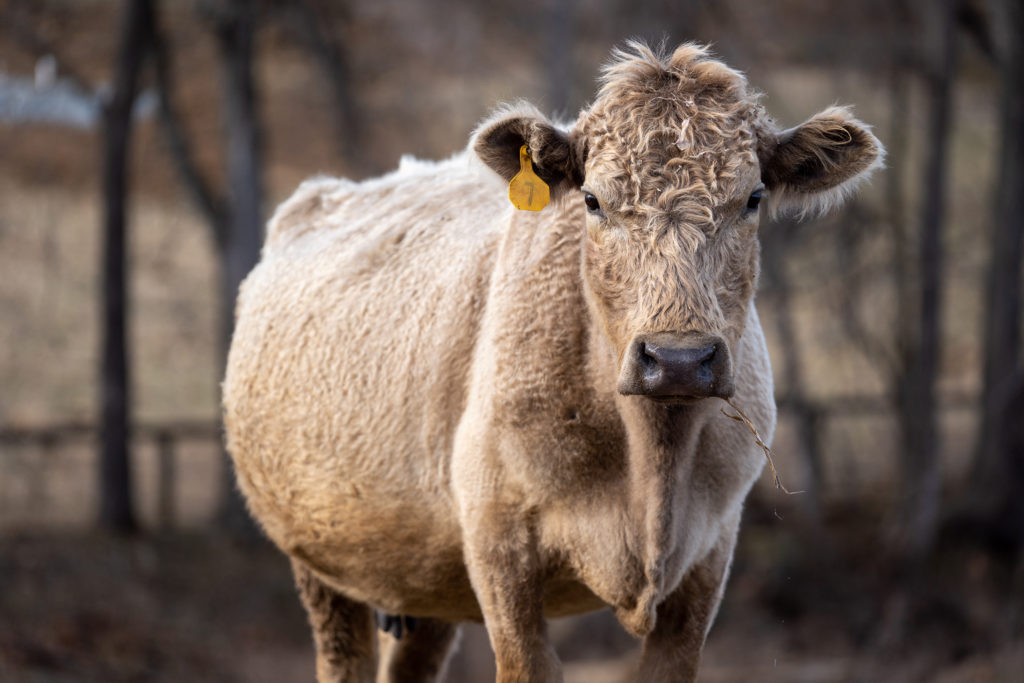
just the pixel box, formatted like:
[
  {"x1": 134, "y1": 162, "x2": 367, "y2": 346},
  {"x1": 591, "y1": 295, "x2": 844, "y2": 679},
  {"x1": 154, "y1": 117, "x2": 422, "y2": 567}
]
[{"x1": 1, "y1": 0, "x2": 1021, "y2": 681}]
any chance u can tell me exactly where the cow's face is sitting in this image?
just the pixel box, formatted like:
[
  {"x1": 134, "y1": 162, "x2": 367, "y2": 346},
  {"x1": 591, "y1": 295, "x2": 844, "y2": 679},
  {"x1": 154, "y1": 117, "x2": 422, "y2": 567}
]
[{"x1": 475, "y1": 43, "x2": 883, "y2": 404}]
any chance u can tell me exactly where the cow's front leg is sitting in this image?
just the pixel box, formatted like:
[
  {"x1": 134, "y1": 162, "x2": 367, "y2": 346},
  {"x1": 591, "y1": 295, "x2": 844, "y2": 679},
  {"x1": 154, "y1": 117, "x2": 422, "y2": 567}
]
[
  {"x1": 636, "y1": 533, "x2": 736, "y2": 682},
  {"x1": 462, "y1": 501, "x2": 561, "y2": 683}
]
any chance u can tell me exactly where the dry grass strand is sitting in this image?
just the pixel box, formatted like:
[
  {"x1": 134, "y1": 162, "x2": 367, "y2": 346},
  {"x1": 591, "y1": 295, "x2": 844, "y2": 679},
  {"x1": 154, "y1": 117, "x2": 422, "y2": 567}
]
[{"x1": 721, "y1": 398, "x2": 802, "y2": 495}]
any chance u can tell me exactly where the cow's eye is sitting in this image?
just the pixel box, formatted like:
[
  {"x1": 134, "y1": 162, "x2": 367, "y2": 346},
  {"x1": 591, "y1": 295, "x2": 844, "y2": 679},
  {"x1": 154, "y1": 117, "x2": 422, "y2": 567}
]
[
  {"x1": 746, "y1": 190, "x2": 762, "y2": 212},
  {"x1": 584, "y1": 193, "x2": 601, "y2": 212}
]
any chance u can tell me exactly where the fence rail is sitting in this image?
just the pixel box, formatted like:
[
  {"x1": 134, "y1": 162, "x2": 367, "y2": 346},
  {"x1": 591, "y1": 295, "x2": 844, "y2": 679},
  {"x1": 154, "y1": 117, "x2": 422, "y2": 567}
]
[
  {"x1": 0, "y1": 419, "x2": 222, "y2": 529},
  {"x1": 0, "y1": 420, "x2": 221, "y2": 444},
  {"x1": 0, "y1": 392, "x2": 979, "y2": 528},
  {"x1": 0, "y1": 390, "x2": 979, "y2": 446}
]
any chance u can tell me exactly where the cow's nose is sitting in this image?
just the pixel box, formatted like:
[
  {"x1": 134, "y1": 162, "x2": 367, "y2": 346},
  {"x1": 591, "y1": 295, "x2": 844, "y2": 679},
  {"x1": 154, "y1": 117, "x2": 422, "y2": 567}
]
[{"x1": 619, "y1": 334, "x2": 734, "y2": 400}]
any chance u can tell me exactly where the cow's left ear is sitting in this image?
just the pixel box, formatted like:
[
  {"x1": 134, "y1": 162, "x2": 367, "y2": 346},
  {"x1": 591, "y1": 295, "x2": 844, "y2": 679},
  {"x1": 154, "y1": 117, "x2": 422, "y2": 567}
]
[
  {"x1": 473, "y1": 103, "x2": 584, "y2": 197},
  {"x1": 761, "y1": 106, "x2": 884, "y2": 218}
]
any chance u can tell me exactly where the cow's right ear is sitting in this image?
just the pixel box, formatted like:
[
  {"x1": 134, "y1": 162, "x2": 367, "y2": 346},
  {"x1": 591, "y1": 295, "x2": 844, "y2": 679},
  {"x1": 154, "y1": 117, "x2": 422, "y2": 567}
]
[
  {"x1": 760, "y1": 106, "x2": 884, "y2": 218},
  {"x1": 472, "y1": 103, "x2": 584, "y2": 196}
]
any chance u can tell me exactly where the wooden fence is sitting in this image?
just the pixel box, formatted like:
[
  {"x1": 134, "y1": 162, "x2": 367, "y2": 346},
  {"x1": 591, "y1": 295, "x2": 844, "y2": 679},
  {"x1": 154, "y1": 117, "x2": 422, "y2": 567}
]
[
  {"x1": 0, "y1": 392, "x2": 978, "y2": 528},
  {"x1": 0, "y1": 420, "x2": 221, "y2": 529}
]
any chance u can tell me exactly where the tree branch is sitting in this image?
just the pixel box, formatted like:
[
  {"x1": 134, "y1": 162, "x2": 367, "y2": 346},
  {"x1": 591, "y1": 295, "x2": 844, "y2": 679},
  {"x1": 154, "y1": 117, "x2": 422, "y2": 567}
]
[
  {"x1": 275, "y1": 0, "x2": 365, "y2": 169},
  {"x1": 150, "y1": 3, "x2": 229, "y2": 249}
]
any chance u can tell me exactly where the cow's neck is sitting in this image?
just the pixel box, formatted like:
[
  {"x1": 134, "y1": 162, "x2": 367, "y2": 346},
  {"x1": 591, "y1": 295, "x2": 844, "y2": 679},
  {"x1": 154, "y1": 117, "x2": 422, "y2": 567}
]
[
  {"x1": 581, "y1": 296, "x2": 720, "y2": 635},
  {"x1": 621, "y1": 395, "x2": 718, "y2": 631}
]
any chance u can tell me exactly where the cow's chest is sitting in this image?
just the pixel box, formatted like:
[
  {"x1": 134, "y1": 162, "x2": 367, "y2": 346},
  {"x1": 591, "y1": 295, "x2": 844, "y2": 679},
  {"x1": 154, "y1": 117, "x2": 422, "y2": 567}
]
[
  {"x1": 534, "y1": 474, "x2": 705, "y2": 635},
  {"x1": 491, "y1": 399, "x2": 628, "y2": 503},
  {"x1": 526, "y1": 404, "x2": 726, "y2": 634}
]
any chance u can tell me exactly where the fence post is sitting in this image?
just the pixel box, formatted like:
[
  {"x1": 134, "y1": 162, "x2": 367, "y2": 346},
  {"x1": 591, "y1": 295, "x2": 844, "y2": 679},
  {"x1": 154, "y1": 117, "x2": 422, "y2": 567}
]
[{"x1": 156, "y1": 430, "x2": 176, "y2": 530}]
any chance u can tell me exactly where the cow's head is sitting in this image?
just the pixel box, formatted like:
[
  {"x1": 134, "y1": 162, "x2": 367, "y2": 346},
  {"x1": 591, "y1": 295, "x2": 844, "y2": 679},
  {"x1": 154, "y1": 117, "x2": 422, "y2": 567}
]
[{"x1": 474, "y1": 42, "x2": 883, "y2": 403}]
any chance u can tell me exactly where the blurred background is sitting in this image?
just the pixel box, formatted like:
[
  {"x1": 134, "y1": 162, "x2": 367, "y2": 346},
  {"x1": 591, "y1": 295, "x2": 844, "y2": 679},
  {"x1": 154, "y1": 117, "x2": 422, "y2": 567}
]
[{"x1": 1, "y1": 0, "x2": 1021, "y2": 681}]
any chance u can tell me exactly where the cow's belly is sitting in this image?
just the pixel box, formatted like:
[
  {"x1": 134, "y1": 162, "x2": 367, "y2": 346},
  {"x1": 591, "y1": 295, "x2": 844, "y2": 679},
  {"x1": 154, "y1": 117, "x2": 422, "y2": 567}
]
[
  {"x1": 279, "y1": 495, "x2": 609, "y2": 622},
  {"x1": 286, "y1": 503, "x2": 481, "y2": 621}
]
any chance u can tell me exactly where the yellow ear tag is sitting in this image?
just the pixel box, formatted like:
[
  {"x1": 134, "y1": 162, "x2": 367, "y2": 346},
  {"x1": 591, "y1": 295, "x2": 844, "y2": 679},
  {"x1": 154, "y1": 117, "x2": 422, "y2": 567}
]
[{"x1": 508, "y1": 145, "x2": 550, "y2": 211}]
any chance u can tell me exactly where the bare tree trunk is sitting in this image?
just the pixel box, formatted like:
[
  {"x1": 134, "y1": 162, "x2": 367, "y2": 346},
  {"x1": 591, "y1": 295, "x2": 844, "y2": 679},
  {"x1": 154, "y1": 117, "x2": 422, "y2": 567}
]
[
  {"x1": 99, "y1": 0, "x2": 153, "y2": 534},
  {"x1": 150, "y1": 4, "x2": 229, "y2": 242},
  {"x1": 762, "y1": 219, "x2": 824, "y2": 526},
  {"x1": 968, "y1": 0, "x2": 1024, "y2": 535},
  {"x1": 897, "y1": 0, "x2": 958, "y2": 562},
  {"x1": 887, "y1": 0, "x2": 913, "y2": 388},
  {"x1": 992, "y1": 371, "x2": 1024, "y2": 548},
  {"x1": 210, "y1": 0, "x2": 264, "y2": 534},
  {"x1": 284, "y1": 0, "x2": 365, "y2": 170}
]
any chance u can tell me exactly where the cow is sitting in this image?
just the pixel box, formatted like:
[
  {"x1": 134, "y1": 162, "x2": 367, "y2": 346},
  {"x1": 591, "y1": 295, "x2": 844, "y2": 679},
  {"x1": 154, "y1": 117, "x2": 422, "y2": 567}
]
[{"x1": 223, "y1": 42, "x2": 883, "y2": 682}]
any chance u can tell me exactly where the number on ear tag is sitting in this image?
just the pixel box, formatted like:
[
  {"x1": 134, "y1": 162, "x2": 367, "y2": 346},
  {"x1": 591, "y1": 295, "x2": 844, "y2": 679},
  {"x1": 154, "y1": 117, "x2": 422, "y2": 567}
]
[{"x1": 508, "y1": 145, "x2": 550, "y2": 211}]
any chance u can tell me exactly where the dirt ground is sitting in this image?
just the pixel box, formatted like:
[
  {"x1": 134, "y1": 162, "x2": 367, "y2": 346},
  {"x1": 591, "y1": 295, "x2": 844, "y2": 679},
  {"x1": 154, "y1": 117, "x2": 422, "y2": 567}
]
[{"x1": 2, "y1": 503, "x2": 1021, "y2": 683}]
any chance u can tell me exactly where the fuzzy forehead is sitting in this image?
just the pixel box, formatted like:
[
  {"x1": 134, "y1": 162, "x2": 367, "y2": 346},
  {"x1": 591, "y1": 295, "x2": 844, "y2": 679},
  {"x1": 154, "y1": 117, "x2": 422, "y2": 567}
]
[{"x1": 578, "y1": 42, "x2": 770, "y2": 228}]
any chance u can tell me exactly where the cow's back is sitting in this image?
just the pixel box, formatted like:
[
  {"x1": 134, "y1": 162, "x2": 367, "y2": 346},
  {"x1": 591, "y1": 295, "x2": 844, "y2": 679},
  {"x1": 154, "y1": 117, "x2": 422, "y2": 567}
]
[{"x1": 224, "y1": 155, "x2": 504, "y2": 614}]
